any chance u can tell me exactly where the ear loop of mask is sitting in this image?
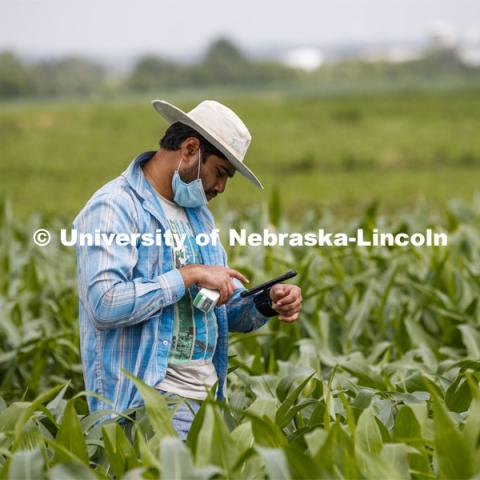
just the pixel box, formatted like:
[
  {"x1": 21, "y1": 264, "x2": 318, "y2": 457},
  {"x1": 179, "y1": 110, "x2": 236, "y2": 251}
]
[
  {"x1": 196, "y1": 148, "x2": 202, "y2": 178},
  {"x1": 176, "y1": 149, "x2": 201, "y2": 178}
]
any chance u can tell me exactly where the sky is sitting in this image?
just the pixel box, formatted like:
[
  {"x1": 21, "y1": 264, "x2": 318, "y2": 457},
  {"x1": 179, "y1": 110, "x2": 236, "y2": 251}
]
[{"x1": 1, "y1": 0, "x2": 479, "y2": 60}]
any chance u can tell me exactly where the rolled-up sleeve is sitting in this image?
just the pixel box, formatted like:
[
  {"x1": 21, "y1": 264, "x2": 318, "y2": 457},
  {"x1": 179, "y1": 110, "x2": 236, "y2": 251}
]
[{"x1": 73, "y1": 189, "x2": 185, "y2": 330}]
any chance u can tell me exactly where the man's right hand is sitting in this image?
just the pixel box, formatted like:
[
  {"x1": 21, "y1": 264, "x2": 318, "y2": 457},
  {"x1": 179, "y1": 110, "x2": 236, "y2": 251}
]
[{"x1": 179, "y1": 264, "x2": 249, "y2": 306}]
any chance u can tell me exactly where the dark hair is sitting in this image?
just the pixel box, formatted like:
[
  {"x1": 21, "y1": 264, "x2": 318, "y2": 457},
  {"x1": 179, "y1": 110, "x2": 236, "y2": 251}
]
[{"x1": 160, "y1": 122, "x2": 227, "y2": 163}]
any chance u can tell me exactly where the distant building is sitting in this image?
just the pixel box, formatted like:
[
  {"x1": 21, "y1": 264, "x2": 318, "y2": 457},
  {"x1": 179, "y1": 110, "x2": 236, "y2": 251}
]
[
  {"x1": 458, "y1": 28, "x2": 480, "y2": 66},
  {"x1": 363, "y1": 46, "x2": 422, "y2": 64},
  {"x1": 281, "y1": 47, "x2": 323, "y2": 71}
]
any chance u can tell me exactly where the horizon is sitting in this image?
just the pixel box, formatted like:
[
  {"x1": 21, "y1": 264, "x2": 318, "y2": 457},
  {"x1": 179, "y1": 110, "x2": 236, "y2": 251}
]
[{"x1": 2, "y1": 0, "x2": 479, "y2": 61}]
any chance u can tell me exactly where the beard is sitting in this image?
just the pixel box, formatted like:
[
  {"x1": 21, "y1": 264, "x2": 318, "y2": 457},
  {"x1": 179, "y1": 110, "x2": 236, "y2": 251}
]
[
  {"x1": 179, "y1": 162, "x2": 217, "y2": 199},
  {"x1": 179, "y1": 162, "x2": 202, "y2": 183}
]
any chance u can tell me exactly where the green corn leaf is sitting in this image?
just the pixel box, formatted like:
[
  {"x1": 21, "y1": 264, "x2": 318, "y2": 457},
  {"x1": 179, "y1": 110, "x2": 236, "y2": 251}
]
[
  {"x1": 463, "y1": 375, "x2": 480, "y2": 452},
  {"x1": 246, "y1": 397, "x2": 279, "y2": 421},
  {"x1": 431, "y1": 390, "x2": 475, "y2": 479},
  {"x1": 121, "y1": 368, "x2": 176, "y2": 438},
  {"x1": 314, "y1": 420, "x2": 356, "y2": 476},
  {"x1": 356, "y1": 447, "x2": 405, "y2": 480},
  {"x1": 134, "y1": 425, "x2": 162, "y2": 472},
  {"x1": 102, "y1": 422, "x2": 140, "y2": 478},
  {"x1": 13, "y1": 384, "x2": 66, "y2": 450},
  {"x1": 355, "y1": 406, "x2": 383, "y2": 456},
  {"x1": 340, "y1": 359, "x2": 387, "y2": 390},
  {"x1": 189, "y1": 401, "x2": 240, "y2": 474},
  {"x1": 256, "y1": 446, "x2": 290, "y2": 480},
  {"x1": 459, "y1": 325, "x2": 480, "y2": 359},
  {"x1": 393, "y1": 405, "x2": 421, "y2": 441},
  {"x1": 379, "y1": 443, "x2": 411, "y2": 480},
  {"x1": 6, "y1": 446, "x2": 44, "y2": 480},
  {"x1": 46, "y1": 461, "x2": 97, "y2": 480},
  {"x1": 160, "y1": 436, "x2": 198, "y2": 480},
  {"x1": 283, "y1": 444, "x2": 325, "y2": 479},
  {"x1": 246, "y1": 411, "x2": 287, "y2": 448},
  {"x1": 304, "y1": 427, "x2": 328, "y2": 457},
  {"x1": 53, "y1": 400, "x2": 89, "y2": 465},
  {"x1": 275, "y1": 372, "x2": 315, "y2": 428},
  {"x1": 445, "y1": 375, "x2": 472, "y2": 413}
]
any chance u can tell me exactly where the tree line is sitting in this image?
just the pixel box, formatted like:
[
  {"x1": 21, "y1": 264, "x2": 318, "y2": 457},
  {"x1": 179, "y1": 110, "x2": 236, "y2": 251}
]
[
  {"x1": 0, "y1": 38, "x2": 301, "y2": 98},
  {"x1": 0, "y1": 37, "x2": 478, "y2": 98}
]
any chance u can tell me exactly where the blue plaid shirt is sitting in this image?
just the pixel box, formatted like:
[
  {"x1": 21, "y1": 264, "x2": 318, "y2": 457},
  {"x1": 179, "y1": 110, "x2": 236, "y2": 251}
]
[{"x1": 72, "y1": 151, "x2": 271, "y2": 417}]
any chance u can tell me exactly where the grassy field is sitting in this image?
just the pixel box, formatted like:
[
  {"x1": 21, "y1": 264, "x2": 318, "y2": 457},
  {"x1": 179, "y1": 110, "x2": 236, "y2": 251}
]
[{"x1": 1, "y1": 87, "x2": 480, "y2": 221}]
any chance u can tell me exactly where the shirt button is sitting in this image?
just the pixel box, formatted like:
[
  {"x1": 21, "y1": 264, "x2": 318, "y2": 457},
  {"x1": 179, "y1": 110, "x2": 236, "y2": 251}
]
[{"x1": 163, "y1": 340, "x2": 169, "y2": 346}]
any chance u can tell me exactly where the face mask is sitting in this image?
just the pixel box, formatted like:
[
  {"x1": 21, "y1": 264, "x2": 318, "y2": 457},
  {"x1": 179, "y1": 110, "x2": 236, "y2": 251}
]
[{"x1": 171, "y1": 150, "x2": 208, "y2": 208}]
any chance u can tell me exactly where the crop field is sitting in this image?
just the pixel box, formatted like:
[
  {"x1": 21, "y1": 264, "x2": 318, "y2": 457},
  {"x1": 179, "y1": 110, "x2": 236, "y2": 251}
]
[
  {"x1": 1, "y1": 194, "x2": 480, "y2": 478},
  {"x1": 1, "y1": 87, "x2": 480, "y2": 219},
  {"x1": 1, "y1": 88, "x2": 480, "y2": 478}
]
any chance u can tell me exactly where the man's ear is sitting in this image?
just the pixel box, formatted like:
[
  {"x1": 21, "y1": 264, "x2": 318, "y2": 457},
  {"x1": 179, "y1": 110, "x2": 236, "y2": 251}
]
[{"x1": 181, "y1": 137, "x2": 201, "y2": 160}]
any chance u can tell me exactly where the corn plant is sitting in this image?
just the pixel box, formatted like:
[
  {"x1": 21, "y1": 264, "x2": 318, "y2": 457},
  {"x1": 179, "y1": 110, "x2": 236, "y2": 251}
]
[{"x1": 1, "y1": 195, "x2": 480, "y2": 478}]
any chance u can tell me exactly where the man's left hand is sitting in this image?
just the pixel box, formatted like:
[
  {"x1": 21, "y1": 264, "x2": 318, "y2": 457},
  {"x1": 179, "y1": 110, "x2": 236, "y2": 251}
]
[{"x1": 270, "y1": 284, "x2": 302, "y2": 323}]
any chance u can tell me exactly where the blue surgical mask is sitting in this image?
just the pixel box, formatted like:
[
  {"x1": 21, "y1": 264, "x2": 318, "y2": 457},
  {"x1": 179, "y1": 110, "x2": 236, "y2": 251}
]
[{"x1": 171, "y1": 151, "x2": 208, "y2": 208}]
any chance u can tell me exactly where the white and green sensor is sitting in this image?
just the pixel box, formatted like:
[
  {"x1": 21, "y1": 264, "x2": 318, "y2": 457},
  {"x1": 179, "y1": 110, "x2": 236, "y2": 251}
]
[{"x1": 193, "y1": 288, "x2": 221, "y2": 313}]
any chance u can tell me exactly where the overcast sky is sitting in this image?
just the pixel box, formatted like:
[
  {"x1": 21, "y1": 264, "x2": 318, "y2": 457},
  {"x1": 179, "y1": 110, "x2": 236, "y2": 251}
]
[{"x1": 1, "y1": 0, "x2": 479, "y2": 59}]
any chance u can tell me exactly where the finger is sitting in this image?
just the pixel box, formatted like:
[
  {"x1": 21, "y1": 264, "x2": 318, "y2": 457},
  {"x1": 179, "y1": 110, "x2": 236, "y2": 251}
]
[
  {"x1": 273, "y1": 294, "x2": 300, "y2": 310},
  {"x1": 278, "y1": 312, "x2": 299, "y2": 323},
  {"x1": 228, "y1": 269, "x2": 249, "y2": 284},
  {"x1": 218, "y1": 285, "x2": 228, "y2": 306},
  {"x1": 277, "y1": 306, "x2": 301, "y2": 317},
  {"x1": 275, "y1": 299, "x2": 301, "y2": 312},
  {"x1": 274, "y1": 300, "x2": 302, "y2": 314},
  {"x1": 273, "y1": 290, "x2": 296, "y2": 307},
  {"x1": 227, "y1": 278, "x2": 236, "y2": 301},
  {"x1": 225, "y1": 279, "x2": 234, "y2": 302},
  {"x1": 269, "y1": 284, "x2": 288, "y2": 302}
]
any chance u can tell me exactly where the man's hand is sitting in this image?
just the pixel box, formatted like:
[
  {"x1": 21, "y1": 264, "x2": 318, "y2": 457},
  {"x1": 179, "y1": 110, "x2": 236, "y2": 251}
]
[
  {"x1": 179, "y1": 264, "x2": 249, "y2": 306},
  {"x1": 270, "y1": 284, "x2": 302, "y2": 323}
]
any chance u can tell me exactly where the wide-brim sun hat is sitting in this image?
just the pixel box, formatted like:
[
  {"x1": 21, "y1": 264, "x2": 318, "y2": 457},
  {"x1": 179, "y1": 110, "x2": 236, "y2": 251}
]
[{"x1": 152, "y1": 99, "x2": 263, "y2": 189}]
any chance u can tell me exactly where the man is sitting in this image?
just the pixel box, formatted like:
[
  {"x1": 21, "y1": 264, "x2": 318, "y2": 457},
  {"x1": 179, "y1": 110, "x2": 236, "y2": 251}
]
[{"x1": 73, "y1": 99, "x2": 302, "y2": 440}]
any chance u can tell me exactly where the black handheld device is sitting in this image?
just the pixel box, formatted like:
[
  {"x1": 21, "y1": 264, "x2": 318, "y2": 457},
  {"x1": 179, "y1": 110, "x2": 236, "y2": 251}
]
[
  {"x1": 240, "y1": 270, "x2": 298, "y2": 317},
  {"x1": 240, "y1": 270, "x2": 298, "y2": 298}
]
